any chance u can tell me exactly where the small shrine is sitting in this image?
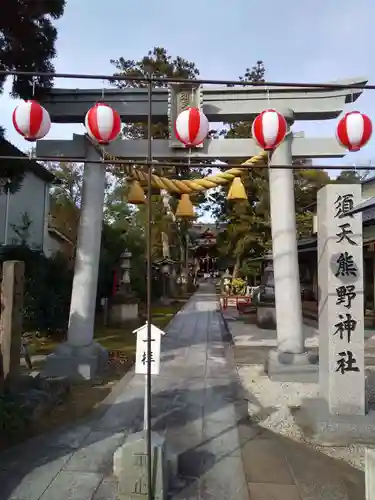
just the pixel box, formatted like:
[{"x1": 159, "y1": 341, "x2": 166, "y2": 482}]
[{"x1": 189, "y1": 223, "x2": 221, "y2": 276}]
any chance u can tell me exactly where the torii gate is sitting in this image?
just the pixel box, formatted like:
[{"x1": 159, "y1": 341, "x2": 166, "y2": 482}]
[{"x1": 36, "y1": 78, "x2": 366, "y2": 379}]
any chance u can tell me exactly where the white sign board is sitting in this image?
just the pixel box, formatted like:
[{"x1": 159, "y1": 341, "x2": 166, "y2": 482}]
[
  {"x1": 317, "y1": 184, "x2": 365, "y2": 415},
  {"x1": 134, "y1": 323, "x2": 165, "y2": 375}
]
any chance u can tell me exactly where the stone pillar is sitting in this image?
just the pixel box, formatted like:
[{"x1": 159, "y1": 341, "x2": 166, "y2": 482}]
[
  {"x1": 0, "y1": 260, "x2": 24, "y2": 384},
  {"x1": 43, "y1": 145, "x2": 107, "y2": 379},
  {"x1": 67, "y1": 148, "x2": 106, "y2": 346},
  {"x1": 265, "y1": 109, "x2": 317, "y2": 380},
  {"x1": 317, "y1": 184, "x2": 365, "y2": 415}
]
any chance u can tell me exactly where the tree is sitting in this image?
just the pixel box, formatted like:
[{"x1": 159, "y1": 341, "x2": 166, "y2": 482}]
[
  {"x1": 0, "y1": 0, "x2": 66, "y2": 98},
  {"x1": 335, "y1": 169, "x2": 369, "y2": 184},
  {"x1": 46, "y1": 162, "x2": 83, "y2": 246},
  {"x1": 44, "y1": 161, "x2": 148, "y2": 301},
  {"x1": 208, "y1": 62, "x2": 269, "y2": 277},
  {"x1": 110, "y1": 47, "x2": 203, "y2": 267},
  {"x1": 294, "y1": 168, "x2": 331, "y2": 238},
  {"x1": 110, "y1": 47, "x2": 199, "y2": 141}
]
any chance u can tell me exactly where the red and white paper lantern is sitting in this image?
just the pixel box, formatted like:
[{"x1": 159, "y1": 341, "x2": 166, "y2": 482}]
[
  {"x1": 175, "y1": 107, "x2": 209, "y2": 147},
  {"x1": 12, "y1": 100, "x2": 51, "y2": 141},
  {"x1": 84, "y1": 103, "x2": 121, "y2": 145},
  {"x1": 336, "y1": 111, "x2": 372, "y2": 152},
  {"x1": 251, "y1": 109, "x2": 287, "y2": 150}
]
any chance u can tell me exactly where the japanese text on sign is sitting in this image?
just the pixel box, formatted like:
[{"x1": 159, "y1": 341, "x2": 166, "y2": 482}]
[{"x1": 333, "y1": 193, "x2": 359, "y2": 375}]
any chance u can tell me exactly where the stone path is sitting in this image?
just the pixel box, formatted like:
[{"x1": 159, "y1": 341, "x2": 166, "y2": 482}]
[
  {"x1": 3, "y1": 286, "x2": 368, "y2": 500},
  {"x1": 0, "y1": 283, "x2": 250, "y2": 500}
]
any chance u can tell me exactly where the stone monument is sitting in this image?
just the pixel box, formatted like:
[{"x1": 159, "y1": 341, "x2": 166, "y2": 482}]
[
  {"x1": 318, "y1": 183, "x2": 365, "y2": 415},
  {"x1": 114, "y1": 431, "x2": 168, "y2": 500},
  {"x1": 296, "y1": 184, "x2": 375, "y2": 444}
]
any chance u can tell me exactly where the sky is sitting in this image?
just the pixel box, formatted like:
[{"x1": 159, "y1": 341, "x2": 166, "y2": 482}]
[{"x1": 1, "y1": 0, "x2": 375, "y2": 214}]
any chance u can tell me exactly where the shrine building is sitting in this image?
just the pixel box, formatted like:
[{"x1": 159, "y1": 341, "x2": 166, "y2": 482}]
[{"x1": 188, "y1": 223, "x2": 223, "y2": 275}]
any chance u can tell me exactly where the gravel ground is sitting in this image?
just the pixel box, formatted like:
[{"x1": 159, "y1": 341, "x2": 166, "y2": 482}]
[
  {"x1": 237, "y1": 363, "x2": 373, "y2": 470},
  {"x1": 230, "y1": 318, "x2": 375, "y2": 471}
]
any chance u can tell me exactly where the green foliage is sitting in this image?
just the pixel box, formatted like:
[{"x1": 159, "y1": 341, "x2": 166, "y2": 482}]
[
  {"x1": 240, "y1": 260, "x2": 262, "y2": 280},
  {"x1": 0, "y1": 0, "x2": 66, "y2": 98},
  {"x1": 48, "y1": 162, "x2": 83, "y2": 205},
  {"x1": 294, "y1": 168, "x2": 331, "y2": 238},
  {"x1": 231, "y1": 278, "x2": 247, "y2": 295},
  {"x1": 0, "y1": 246, "x2": 73, "y2": 333},
  {"x1": 335, "y1": 169, "x2": 369, "y2": 184},
  {"x1": 110, "y1": 46, "x2": 200, "y2": 142},
  {"x1": 0, "y1": 392, "x2": 29, "y2": 439}
]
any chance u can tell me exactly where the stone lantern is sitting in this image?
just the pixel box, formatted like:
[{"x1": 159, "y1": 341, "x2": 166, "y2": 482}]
[
  {"x1": 154, "y1": 257, "x2": 176, "y2": 303},
  {"x1": 120, "y1": 250, "x2": 132, "y2": 293},
  {"x1": 109, "y1": 249, "x2": 139, "y2": 324}
]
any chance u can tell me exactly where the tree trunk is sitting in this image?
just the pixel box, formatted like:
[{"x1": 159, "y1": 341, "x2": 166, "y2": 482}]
[
  {"x1": 161, "y1": 190, "x2": 173, "y2": 259},
  {"x1": 232, "y1": 256, "x2": 241, "y2": 279}
]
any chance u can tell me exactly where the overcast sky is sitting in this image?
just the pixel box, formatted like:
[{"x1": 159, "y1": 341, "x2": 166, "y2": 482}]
[{"x1": 1, "y1": 0, "x2": 374, "y2": 220}]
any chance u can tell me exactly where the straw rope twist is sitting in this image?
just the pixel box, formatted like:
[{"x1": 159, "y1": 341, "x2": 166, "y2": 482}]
[{"x1": 87, "y1": 135, "x2": 269, "y2": 195}]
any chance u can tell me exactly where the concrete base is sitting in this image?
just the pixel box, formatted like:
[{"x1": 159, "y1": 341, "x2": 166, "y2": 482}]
[
  {"x1": 265, "y1": 348, "x2": 319, "y2": 382},
  {"x1": 256, "y1": 306, "x2": 276, "y2": 329},
  {"x1": 41, "y1": 341, "x2": 108, "y2": 380},
  {"x1": 110, "y1": 302, "x2": 139, "y2": 323},
  {"x1": 113, "y1": 430, "x2": 172, "y2": 500},
  {"x1": 293, "y1": 398, "x2": 375, "y2": 446}
]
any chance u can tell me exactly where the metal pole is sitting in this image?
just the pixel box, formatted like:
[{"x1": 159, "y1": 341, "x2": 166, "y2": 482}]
[
  {"x1": 0, "y1": 68, "x2": 372, "y2": 90},
  {"x1": 0, "y1": 156, "x2": 373, "y2": 171},
  {"x1": 185, "y1": 232, "x2": 189, "y2": 273},
  {"x1": 4, "y1": 181, "x2": 11, "y2": 246},
  {"x1": 146, "y1": 74, "x2": 153, "y2": 500},
  {"x1": 144, "y1": 372, "x2": 148, "y2": 431}
]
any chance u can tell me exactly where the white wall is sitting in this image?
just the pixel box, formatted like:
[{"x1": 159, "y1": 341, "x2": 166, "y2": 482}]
[{"x1": 0, "y1": 171, "x2": 49, "y2": 249}]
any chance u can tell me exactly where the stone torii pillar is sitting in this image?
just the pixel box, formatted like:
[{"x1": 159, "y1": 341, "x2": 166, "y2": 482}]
[
  {"x1": 265, "y1": 109, "x2": 318, "y2": 380},
  {"x1": 43, "y1": 142, "x2": 108, "y2": 379}
]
